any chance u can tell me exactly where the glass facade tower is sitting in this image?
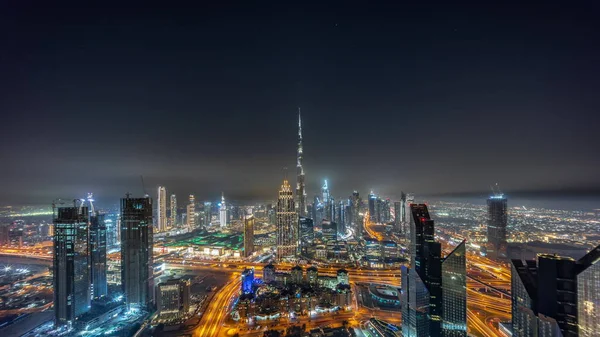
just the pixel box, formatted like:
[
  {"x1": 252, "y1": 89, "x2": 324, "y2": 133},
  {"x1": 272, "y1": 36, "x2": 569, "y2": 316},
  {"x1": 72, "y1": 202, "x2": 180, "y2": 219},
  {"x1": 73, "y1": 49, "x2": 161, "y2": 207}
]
[
  {"x1": 442, "y1": 241, "x2": 467, "y2": 337},
  {"x1": 53, "y1": 204, "x2": 90, "y2": 326},
  {"x1": 90, "y1": 213, "x2": 107, "y2": 299}
]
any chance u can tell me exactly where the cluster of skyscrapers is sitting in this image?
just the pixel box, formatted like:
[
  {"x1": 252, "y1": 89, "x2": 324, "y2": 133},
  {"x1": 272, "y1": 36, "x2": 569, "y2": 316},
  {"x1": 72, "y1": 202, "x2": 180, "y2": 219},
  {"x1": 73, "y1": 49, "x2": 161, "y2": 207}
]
[{"x1": 52, "y1": 194, "x2": 154, "y2": 327}]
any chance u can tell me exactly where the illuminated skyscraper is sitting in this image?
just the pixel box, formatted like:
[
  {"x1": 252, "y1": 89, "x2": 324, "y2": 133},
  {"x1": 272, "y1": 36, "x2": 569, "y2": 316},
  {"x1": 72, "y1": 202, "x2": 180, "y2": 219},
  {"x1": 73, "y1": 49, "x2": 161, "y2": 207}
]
[
  {"x1": 169, "y1": 194, "x2": 177, "y2": 228},
  {"x1": 394, "y1": 201, "x2": 402, "y2": 233},
  {"x1": 203, "y1": 201, "x2": 212, "y2": 227},
  {"x1": 241, "y1": 268, "x2": 254, "y2": 294},
  {"x1": 52, "y1": 202, "x2": 90, "y2": 326},
  {"x1": 511, "y1": 245, "x2": 600, "y2": 337},
  {"x1": 90, "y1": 213, "x2": 107, "y2": 299},
  {"x1": 276, "y1": 179, "x2": 297, "y2": 260},
  {"x1": 186, "y1": 195, "x2": 195, "y2": 230},
  {"x1": 442, "y1": 241, "x2": 467, "y2": 337},
  {"x1": 350, "y1": 191, "x2": 362, "y2": 236},
  {"x1": 299, "y1": 217, "x2": 314, "y2": 255},
  {"x1": 577, "y1": 245, "x2": 600, "y2": 337},
  {"x1": 368, "y1": 191, "x2": 376, "y2": 222},
  {"x1": 219, "y1": 193, "x2": 227, "y2": 228},
  {"x1": 295, "y1": 108, "x2": 307, "y2": 217},
  {"x1": 157, "y1": 186, "x2": 167, "y2": 232},
  {"x1": 402, "y1": 204, "x2": 445, "y2": 337},
  {"x1": 121, "y1": 195, "x2": 154, "y2": 309},
  {"x1": 244, "y1": 214, "x2": 254, "y2": 257},
  {"x1": 487, "y1": 193, "x2": 508, "y2": 259}
]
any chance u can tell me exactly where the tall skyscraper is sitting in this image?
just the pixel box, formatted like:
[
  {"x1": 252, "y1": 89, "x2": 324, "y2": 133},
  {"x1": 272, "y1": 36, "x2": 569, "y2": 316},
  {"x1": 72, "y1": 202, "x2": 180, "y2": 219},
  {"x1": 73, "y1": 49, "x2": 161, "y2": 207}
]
[
  {"x1": 442, "y1": 241, "x2": 467, "y2": 337},
  {"x1": 52, "y1": 202, "x2": 90, "y2": 326},
  {"x1": 203, "y1": 201, "x2": 212, "y2": 227},
  {"x1": 186, "y1": 195, "x2": 195, "y2": 230},
  {"x1": 394, "y1": 201, "x2": 402, "y2": 233},
  {"x1": 120, "y1": 195, "x2": 154, "y2": 309},
  {"x1": 577, "y1": 245, "x2": 600, "y2": 337},
  {"x1": 368, "y1": 191, "x2": 376, "y2": 222},
  {"x1": 295, "y1": 108, "x2": 307, "y2": 217},
  {"x1": 244, "y1": 214, "x2": 254, "y2": 257},
  {"x1": 276, "y1": 179, "x2": 297, "y2": 260},
  {"x1": 169, "y1": 194, "x2": 177, "y2": 228},
  {"x1": 90, "y1": 212, "x2": 107, "y2": 299},
  {"x1": 157, "y1": 186, "x2": 167, "y2": 232},
  {"x1": 511, "y1": 244, "x2": 600, "y2": 337},
  {"x1": 350, "y1": 191, "x2": 362, "y2": 236},
  {"x1": 403, "y1": 204, "x2": 462, "y2": 337},
  {"x1": 299, "y1": 217, "x2": 314, "y2": 255},
  {"x1": 487, "y1": 193, "x2": 508, "y2": 259},
  {"x1": 219, "y1": 193, "x2": 227, "y2": 228}
]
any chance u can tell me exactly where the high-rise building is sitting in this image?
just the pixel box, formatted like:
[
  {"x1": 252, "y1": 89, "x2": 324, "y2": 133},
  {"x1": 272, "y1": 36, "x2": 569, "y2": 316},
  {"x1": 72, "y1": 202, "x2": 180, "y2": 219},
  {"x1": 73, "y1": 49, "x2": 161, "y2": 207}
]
[
  {"x1": 244, "y1": 214, "x2": 254, "y2": 257},
  {"x1": 577, "y1": 246, "x2": 600, "y2": 337},
  {"x1": 90, "y1": 213, "x2": 107, "y2": 299},
  {"x1": 487, "y1": 193, "x2": 508, "y2": 259},
  {"x1": 402, "y1": 204, "x2": 450, "y2": 337},
  {"x1": 203, "y1": 201, "x2": 211, "y2": 227},
  {"x1": 157, "y1": 186, "x2": 167, "y2": 232},
  {"x1": 350, "y1": 191, "x2": 361, "y2": 236},
  {"x1": 169, "y1": 194, "x2": 177, "y2": 229},
  {"x1": 157, "y1": 278, "x2": 190, "y2": 318},
  {"x1": 394, "y1": 201, "x2": 402, "y2": 234},
  {"x1": 241, "y1": 268, "x2": 254, "y2": 294},
  {"x1": 511, "y1": 245, "x2": 600, "y2": 337},
  {"x1": 338, "y1": 200, "x2": 346, "y2": 235},
  {"x1": 52, "y1": 203, "x2": 90, "y2": 326},
  {"x1": 186, "y1": 195, "x2": 195, "y2": 230},
  {"x1": 219, "y1": 193, "x2": 227, "y2": 228},
  {"x1": 276, "y1": 179, "x2": 297, "y2": 260},
  {"x1": 442, "y1": 241, "x2": 467, "y2": 337},
  {"x1": 121, "y1": 196, "x2": 154, "y2": 309},
  {"x1": 0, "y1": 224, "x2": 9, "y2": 246},
  {"x1": 321, "y1": 220, "x2": 338, "y2": 242},
  {"x1": 368, "y1": 191, "x2": 376, "y2": 222},
  {"x1": 322, "y1": 180, "x2": 330, "y2": 206},
  {"x1": 299, "y1": 217, "x2": 314, "y2": 255},
  {"x1": 295, "y1": 108, "x2": 307, "y2": 217}
]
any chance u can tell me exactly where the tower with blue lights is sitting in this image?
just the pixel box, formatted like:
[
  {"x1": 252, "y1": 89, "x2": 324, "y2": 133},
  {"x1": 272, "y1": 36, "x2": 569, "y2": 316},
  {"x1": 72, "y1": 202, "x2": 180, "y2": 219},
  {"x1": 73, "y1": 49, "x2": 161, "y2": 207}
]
[{"x1": 241, "y1": 268, "x2": 254, "y2": 295}]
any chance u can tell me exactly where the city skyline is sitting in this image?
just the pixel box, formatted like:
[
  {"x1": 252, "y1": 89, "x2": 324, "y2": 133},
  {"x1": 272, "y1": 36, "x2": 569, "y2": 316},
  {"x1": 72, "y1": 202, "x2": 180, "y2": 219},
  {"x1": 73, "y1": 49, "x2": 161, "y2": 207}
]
[{"x1": 1, "y1": 2, "x2": 600, "y2": 205}]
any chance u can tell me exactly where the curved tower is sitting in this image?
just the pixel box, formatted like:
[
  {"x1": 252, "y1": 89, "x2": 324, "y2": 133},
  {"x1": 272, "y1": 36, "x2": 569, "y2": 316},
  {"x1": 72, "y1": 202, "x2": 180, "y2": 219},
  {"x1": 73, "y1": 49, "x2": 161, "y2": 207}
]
[{"x1": 296, "y1": 108, "x2": 307, "y2": 217}]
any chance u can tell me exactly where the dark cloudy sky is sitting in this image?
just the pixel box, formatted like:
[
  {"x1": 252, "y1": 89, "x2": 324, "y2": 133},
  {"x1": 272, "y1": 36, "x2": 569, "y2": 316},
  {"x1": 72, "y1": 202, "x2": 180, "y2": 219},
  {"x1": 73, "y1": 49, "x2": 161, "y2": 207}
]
[{"x1": 1, "y1": 1, "x2": 599, "y2": 205}]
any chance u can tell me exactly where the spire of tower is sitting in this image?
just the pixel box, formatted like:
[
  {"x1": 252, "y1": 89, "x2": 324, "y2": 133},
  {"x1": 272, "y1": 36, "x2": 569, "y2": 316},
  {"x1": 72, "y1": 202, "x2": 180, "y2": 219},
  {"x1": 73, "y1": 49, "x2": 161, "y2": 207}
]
[{"x1": 298, "y1": 107, "x2": 302, "y2": 140}]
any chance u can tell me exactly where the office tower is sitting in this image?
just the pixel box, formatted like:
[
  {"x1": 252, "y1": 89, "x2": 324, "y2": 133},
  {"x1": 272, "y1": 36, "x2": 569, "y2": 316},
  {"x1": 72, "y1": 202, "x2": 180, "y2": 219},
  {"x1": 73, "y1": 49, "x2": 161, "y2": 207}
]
[
  {"x1": 307, "y1": 266, "x2": 318, "y2": 286},
  {"x1": 121, "y1": 196, "x2": 154, "y2": 309},
  {"x1": 276, "y1": 179, "x2": 297, "y2": 260},
  {"x1": 244, "y1": 214, "x2": 254, "y2": 257},
  {"x1": 322, "y1": 180, "x2": 330, "y2": 205},
  {"x1": 219, "y1": 193, "x2": 228, "y2": 228},
  {"x1": 321, "y1": 220, "x2": 338, "y2": 242},
  {"x1": 157, "y1": 186, "x2": 167, "y2": 232},
  {"x1": 368, "y1": 191, "x2": 376, "y2": 222},
  {"x1": 52, "y1": 203, "x2": 90, "y2": 326},
  {"x1": 186, "y1": 195, "x2": 195, "y2": 230},
  {"x1": 299, "y1": 217, "x2": 314, "y2": 255},
  {"x1": 263, "y1": 264, "x2": 276, "y2": 283},
  {"x1": 157, "y1": 278, "x2": 190, "y2": 318},
  {"x1": 295, "y1": 108, "x2": 307, "y2": 217},
  {"x1": 241, "y1": 268, "x2": 254, "y2": 294},
  {"x1": 203, "y1": 201, "x2": 212, "y2": 227},
  {"x1": 577, "y1": 246, "x2": 600, "y2": 337},
  {"x1": 394, "y1": 201, "x2": 402, "y2": 233},
  {"x1": 442, "y1": 241, "x2": 467, "y2": 337},
  {"x1": 350, "y1": 191, "x2": 361, "y2": 236},
  {"x1": 487, "y1": 193, "x2": 508, "y2": 259},
  {"x1": 169, "y1": 194, "x2": 177, "y2": 228},
  {"x1": 511, "y1": 245, "x2": 600, "y2": 337},
  {"x1": 338, "y1": 200, "x2": 346, "y2": 235},
  {"x1": 402, "y1": 204, "x2": 443, "y2": 337},
  {"x1": 90, "y1": 213, "x2": 107, "y2": 299}
]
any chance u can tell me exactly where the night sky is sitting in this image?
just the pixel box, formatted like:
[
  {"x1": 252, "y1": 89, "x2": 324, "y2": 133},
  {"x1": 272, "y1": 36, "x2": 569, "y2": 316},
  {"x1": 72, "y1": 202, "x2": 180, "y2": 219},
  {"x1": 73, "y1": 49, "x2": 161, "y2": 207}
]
[{"x1": 1, "y1": 2, "x2": 599, "y2": 205}]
